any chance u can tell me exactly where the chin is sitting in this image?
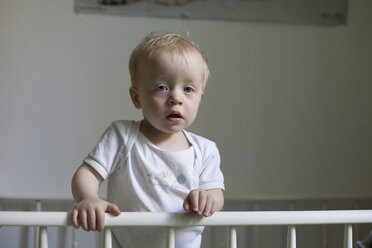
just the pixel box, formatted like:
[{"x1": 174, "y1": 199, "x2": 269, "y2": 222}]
[{"x1": 162, "y1": 125, "x2": 186, "y2": 134}]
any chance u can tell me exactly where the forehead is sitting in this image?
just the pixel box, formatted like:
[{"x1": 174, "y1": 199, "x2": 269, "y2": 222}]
[{"x1": 140, "y1": 49, "x2": 205, "y2": 71}]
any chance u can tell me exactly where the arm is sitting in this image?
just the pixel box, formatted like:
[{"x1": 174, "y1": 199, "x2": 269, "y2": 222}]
[
  {"x1": 71, "y1": 163, "x2": 121, "y2": 231},
  {"x1": 183, "y1": 188, "x2": 224, "y2": 217}
]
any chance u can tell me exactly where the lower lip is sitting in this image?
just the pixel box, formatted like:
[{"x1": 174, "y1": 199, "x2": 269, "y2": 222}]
[{"x1": 167, "y1": 116, "x2": 183, "y2": 122}]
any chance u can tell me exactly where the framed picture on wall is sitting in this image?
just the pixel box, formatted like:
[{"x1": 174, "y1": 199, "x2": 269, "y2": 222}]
[{"x1": 75, "y1": 0, "x2": 347, "y2": 25}]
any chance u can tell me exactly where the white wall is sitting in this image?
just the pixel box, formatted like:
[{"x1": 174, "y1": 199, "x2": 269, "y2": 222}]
[{"x1": 0, "y1": 0, "x2": 371, "y2": 200}]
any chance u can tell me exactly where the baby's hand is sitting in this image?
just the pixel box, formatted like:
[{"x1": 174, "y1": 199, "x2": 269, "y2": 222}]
[
  {"x1": 71, "y1": 197, "x2": 121, "y2": 231},
  {"x1": 183, "y1": 189, "x2": 218, "y2": 217}
]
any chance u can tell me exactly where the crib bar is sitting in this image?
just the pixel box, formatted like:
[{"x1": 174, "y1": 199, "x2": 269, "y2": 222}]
[
  {"x1": 343, "y1": 224, "x2": 353, "y2": 248},
  {"x1": 1, "y1": 210, "x2": 372, "y2": 227},
  {"x1": 287, "y1": 225, "x2": 296, "y2": 248},
  {"x1": 72, "y1": 227, "x2": 78, "y2": 248},
  {"x1": 104, "y1": 228, "x2": 112, "y2": 248},
  {"x1": 103, "y1": 210, "x2": 372, "y2": 226},
  {"x1": 229, "y1": 226, "x2": 237, "y2": 248},
  {"x1": 38, "y1": 226, "x2": 48, "y2": 248},
  {"x1": 167, "y1": 227, "x2": 175, "y2": 248}
]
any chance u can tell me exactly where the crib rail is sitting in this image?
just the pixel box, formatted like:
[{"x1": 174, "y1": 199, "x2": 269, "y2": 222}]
[{"x1": 1, "y1": 210, "x2": 372, "y2": 248}]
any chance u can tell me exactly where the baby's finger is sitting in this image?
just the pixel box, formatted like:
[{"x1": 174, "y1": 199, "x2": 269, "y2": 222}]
[
  {"x1": 190, "y1": 190, "x2": 199, "y2": 212},
  {"x1": 203, "y1": 198, "x2": 213, "y2": 217},
  {"x1": 79, "y1": 209, "x2": 88, "y2": 231},
  {"x1": 210, "y1": 200, "x2": 217, "y2": 216},
  {"x1": 198, "y1": 191, "x2": 207, "y2": 215},
  {"x1": 71, "y1": 208, "x2": 80, "y2": 229},
  {"x1": 87, "y1": 209, "x2": 96, "y2": 231},
  {"x1": 96, "y1": 208, "x2": 105, "y2": 232},
  {"x1": 183, "y1": 200, "x2": 191, "y2": 211},
  {"x1": 106, "y1": 203, "x2": 121, "y2": 216}
]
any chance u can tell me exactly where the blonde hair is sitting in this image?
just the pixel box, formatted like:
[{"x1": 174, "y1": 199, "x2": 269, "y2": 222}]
[{"x1": 129, "y1": 32, "x2": 210, "y2": 88}]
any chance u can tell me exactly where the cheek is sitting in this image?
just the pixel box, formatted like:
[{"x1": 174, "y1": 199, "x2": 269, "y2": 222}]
[
  {"x1": 142, "y1": 95, "x2": 166, "y2": 111},
  {"x1": 151, "y1": 95, "x2": 167, "y2": 106},
  {"x1": 187, "y1": 100, "x2": 201, "y2": 116}
]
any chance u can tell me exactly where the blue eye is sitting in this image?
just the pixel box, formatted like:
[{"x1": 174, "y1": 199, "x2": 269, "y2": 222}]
[
  {"x1": 156, "y1": 85, "x2": 167, "y2": 91},
  {"x1": 184, "y1": 87, "x2": 193, "y2": 93}
]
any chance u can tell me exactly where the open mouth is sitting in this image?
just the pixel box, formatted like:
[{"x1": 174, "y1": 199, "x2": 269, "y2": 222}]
[
  {"x1": 167, "y1": 112, "x2": 183, "y2": 120},
  {"x1": 168, "y1": 114, "x2": 182, "y2": 118}
]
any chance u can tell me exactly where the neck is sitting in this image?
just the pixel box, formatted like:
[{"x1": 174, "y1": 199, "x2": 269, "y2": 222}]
[{"x1": 139, "y1": 120, "x2": 190, "y2": 151}]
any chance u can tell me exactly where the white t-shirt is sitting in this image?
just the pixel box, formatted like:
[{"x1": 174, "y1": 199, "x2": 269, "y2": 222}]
[{"x1": 84, "y1": 120, "x2": 225, "y2": 248}]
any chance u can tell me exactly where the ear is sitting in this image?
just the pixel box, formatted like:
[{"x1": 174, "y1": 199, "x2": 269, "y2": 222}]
[{"x1": 129, "y1": 86, "x2": 141, "y2": 109}]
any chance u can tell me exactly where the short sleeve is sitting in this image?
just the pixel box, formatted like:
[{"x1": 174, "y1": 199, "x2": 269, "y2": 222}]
[
  {"x1": 84, "y1": 123, "x2": 125, "y2": 180},
  {"x1": 198, "y1": 143, "x2": 225, "y2": 191}
]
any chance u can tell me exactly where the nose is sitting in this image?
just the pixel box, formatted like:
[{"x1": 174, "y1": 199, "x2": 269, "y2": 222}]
[{"x1": 168, "y1": 90, "x2": 183, "y2": 105}]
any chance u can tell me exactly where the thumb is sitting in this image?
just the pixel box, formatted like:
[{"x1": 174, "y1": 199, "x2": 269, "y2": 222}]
[
  {"x1": 183, "y1": 197, "x2": 191, "y2": 211},
  {"x1": 106, "y1": 203, "x2": 121, "y2": 216}
]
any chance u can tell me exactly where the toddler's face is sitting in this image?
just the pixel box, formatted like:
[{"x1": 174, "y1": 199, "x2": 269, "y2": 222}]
[{"x1": 131, "y1": 50, "x2": 205, "y2": 135}]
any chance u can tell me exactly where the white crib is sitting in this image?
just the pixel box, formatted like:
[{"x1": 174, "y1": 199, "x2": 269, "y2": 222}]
[
  {"x1": 1, "y1": 210, "x2": 372, "y2": 248},
  {"x1": 1, "y1": 197, "x2": 372, "y2": 248}
]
